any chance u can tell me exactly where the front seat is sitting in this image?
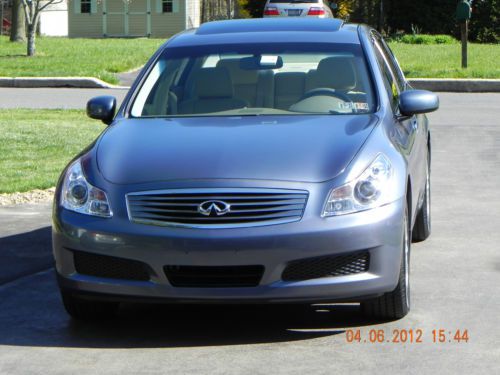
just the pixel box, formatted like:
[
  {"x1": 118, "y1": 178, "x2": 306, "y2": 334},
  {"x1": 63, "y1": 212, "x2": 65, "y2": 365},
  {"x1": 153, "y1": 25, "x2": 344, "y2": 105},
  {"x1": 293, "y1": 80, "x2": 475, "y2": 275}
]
[
  {"x1": 216, "y1": 59, "x2": 260, "y2": 106},
  {"x1": 306, "y1": 56, "x2": 357, "y2": 93},
  {"x1": 306, "y1": 56, "x2": 368, "y2": 103},
  {"x1": 178, "y1": 67, "x2": 249, "y2": 114}
]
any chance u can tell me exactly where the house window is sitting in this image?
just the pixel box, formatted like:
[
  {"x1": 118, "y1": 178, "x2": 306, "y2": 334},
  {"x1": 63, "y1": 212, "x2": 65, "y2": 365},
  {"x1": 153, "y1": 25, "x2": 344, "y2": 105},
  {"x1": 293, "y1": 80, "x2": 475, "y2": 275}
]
[
  {"x1": 162, "y1": 0, "x2": 173, "y2": 13},
  {"x1": 81, "y1": 0, "x2": 91, "y2": 14}
]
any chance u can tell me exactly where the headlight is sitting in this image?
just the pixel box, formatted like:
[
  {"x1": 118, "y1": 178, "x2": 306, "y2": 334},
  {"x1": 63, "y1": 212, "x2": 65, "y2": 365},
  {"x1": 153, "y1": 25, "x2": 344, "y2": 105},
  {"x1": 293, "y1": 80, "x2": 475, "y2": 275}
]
[
  {"x1": 61, "y1": 159, "x2": 112, "y2": 218},
  {"x1": 322, "y1": 154, "x2": 394, "y2": 217}
]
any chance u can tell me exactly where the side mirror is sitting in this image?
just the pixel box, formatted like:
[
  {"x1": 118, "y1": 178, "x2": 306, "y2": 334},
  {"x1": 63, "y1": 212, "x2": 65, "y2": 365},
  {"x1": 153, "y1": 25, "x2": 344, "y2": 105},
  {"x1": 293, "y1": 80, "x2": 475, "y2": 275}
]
[
  {"x1": 87, "y1": 96, "x2": 116, "y2": 125},
  {"x1": 398, "y1": 90, "x2": 439, "y2": 116}
]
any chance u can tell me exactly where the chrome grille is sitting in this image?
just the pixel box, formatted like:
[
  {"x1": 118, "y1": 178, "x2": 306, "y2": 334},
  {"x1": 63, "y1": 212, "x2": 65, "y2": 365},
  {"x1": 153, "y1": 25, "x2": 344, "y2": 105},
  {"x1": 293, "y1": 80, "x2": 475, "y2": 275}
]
[{"x1": 126, "y1": 188, "x2": 308, "y2": 228}]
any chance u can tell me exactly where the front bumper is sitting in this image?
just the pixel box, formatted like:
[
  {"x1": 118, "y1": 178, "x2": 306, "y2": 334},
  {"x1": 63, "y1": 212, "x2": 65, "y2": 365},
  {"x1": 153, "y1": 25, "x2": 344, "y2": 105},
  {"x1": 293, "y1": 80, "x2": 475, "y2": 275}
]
[{"x1": 53, "y1": 198, "x2": 405, "y2": 304}]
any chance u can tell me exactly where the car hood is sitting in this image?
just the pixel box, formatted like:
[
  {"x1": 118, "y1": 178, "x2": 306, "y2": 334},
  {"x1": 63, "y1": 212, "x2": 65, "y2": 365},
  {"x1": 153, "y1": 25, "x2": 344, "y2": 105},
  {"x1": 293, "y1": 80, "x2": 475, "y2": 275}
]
[{"x1": 96, "y1": 115, "x2": 377, "y2": 184}]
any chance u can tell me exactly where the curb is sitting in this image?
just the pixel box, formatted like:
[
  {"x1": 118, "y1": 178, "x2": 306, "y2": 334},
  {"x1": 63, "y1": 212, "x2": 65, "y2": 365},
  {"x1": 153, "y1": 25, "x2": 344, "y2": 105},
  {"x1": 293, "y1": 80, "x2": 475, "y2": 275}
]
[
  {"x1": 0, "y1": 77, "x2": 499, "y2": 92},
  {"x1": 0, "y1": 77, "x2": 128, "y2": 89},
  {"x1": 408, "y1": 78, "x2": 500, "y2": 93}
]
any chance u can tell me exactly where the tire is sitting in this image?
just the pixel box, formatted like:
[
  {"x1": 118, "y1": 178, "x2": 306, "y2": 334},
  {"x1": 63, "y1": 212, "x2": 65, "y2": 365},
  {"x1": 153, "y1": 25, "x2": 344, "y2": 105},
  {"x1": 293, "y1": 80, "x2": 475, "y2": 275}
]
[
  {"x1": 412, "y1": 153, "x2": 431, "y2": 242},
  {"x1": 61, "y1": 291, "x2": 119, "y2": 320},
  {"x1": 361, "y1": 204, "x2": 411, "y2": 320}
]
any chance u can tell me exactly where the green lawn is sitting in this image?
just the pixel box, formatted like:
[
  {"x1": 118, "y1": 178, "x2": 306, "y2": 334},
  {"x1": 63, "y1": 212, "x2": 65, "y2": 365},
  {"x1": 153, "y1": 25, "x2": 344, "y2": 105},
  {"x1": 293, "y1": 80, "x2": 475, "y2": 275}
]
[
  {"x1": 389, "y1": 42, "x2": 500, "y2": 79},
  {"x1": 0, "y1": 37, "x2": 499, "y2": 81},
  {"x1": 0, "y1": 36, "x2": 164, "y2": 84},
  {"x1": 0, "y1": 110, "x2": 105, "y2": 194}
]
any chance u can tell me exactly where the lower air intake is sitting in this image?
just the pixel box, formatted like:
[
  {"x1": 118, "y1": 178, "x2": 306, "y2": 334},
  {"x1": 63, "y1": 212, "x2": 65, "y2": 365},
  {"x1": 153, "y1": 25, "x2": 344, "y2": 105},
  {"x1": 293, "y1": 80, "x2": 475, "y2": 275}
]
[
  {"x1": 73, "y1": 250, "x2": 150, "y2": 281},
  {"x1": 164, "y1": 265, "x2": 264, "y2": 287},
  {"x1": 282, "y1": 252, "x2": 370, "y2": 281}
]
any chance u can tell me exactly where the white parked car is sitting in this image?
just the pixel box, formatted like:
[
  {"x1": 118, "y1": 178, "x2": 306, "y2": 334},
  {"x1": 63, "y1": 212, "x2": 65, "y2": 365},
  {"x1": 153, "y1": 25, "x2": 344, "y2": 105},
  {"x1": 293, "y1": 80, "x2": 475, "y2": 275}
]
[{"x1": 263, "y1": 0, "x2": 334, "y2": 18}]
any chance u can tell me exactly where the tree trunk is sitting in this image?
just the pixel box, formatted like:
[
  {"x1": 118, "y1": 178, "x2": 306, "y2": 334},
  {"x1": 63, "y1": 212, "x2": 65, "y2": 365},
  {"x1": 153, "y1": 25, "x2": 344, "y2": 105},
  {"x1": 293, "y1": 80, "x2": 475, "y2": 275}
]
[
  {"x1": 0, "y1": 0, "x2": 3, "y2": 36},
  {"x1": 233, "y1": 0, "x2": 240, "y2": 19},
  {"x1": 226, "y1": 0, "x2": 231, "y2": 19},
  {"x1": 10, "y1": 0, "x2": 26, "y2": 42},
  {"x1": 378, "y1": 0, "x2": 384, "y2": 33},
  {"x1": 27, "y1": 24, "x2": 35, "y2": 56}
]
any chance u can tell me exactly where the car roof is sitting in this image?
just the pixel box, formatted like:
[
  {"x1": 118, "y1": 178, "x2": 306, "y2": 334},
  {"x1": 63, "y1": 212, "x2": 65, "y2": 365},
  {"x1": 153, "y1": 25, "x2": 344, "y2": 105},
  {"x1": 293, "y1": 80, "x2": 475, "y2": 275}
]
[{"x1": 166, "y1": 18, "x2": 361, "y2": 48}]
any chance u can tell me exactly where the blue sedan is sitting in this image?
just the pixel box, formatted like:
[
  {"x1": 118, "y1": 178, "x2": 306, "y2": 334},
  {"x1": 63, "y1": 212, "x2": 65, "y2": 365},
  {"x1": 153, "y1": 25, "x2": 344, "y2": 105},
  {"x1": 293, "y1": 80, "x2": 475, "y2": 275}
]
[{"x1": 53, "y1": 18, "x2": 439, "y2": 320}]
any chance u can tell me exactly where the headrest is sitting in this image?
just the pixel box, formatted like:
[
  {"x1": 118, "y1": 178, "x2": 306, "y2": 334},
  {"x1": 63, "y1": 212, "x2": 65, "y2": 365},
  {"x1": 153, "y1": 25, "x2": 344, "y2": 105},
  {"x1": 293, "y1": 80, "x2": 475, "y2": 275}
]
[
  {"x1": 194, "y1": 67, "x2": 234, "y2": 98},
  {"x1": 216, "y1": 59, "x2": 259, "y2": 85},
  {"x1": 316, "y1": 56, "x2": 357, "y2": 91}
]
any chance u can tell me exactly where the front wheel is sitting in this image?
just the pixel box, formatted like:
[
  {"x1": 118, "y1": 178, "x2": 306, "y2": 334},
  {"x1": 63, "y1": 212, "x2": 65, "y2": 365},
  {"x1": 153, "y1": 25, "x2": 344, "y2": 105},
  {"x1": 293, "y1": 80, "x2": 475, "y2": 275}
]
[
  {"x1": 61, "y1": 291, "x2": 119, "y2": 320},
  {"x1": 361, "y1": 204, "x2": 411, "y2": 320}
]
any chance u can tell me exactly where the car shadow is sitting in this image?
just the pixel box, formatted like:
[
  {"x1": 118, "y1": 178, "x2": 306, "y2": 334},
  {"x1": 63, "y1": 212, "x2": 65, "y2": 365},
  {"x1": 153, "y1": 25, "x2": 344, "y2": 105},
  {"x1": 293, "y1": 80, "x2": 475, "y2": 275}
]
[
  {"x1": 0, "y1": 226, "x2": 53, "y2": 285},
  {"x1": 64, "y1": 303, "x2": 379, "y2": 348},
  {"x1": 0, "y1": 226, "x2": 388, "y2": 349}
]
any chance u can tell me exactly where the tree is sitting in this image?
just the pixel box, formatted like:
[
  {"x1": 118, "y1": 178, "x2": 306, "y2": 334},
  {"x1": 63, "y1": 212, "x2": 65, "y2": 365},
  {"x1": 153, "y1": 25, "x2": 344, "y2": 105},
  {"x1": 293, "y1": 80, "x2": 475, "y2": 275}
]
[
  {"x1": 239, "y1": 0, "x2": 499, "y2": 43},
  {"x1": 469, "y1": 0, "x2": 500, "y2": 43},
  {"x1": 21, "y1": 0, "x2": 63, "y2": 56},
  {"x1": 335, "y1": 1, "x2": 355, "y2": 20},
  {"x1": 10, "y1": 0, "x2": 26, "y2": 42},
  {"x1": 348, "y1": 0, "x2": 387, "y2": 31},
  {"x1": 384, "y1": 0, "x2": 457, "y2": 35},
  {"x1": 241, "y1": 0, "x2": 265, "y2": 18},
  {"x1": 201, "y1": 0, "x2": 248, "y2": 22}
]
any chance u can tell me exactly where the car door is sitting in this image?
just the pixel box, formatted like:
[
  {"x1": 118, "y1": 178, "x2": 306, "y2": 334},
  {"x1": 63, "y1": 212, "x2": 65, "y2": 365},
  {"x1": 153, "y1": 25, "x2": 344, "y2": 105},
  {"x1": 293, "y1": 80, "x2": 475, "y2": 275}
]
[{"x1": 371, "y1": 32, "x2": 428, "y2": 222}]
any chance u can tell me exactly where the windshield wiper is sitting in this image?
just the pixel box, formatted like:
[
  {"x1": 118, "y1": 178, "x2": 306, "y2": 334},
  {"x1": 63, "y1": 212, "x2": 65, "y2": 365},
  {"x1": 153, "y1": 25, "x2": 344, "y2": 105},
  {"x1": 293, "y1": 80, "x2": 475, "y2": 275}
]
[{"x1": 329, "y1": 110, "x2": 354, "y2": 115}]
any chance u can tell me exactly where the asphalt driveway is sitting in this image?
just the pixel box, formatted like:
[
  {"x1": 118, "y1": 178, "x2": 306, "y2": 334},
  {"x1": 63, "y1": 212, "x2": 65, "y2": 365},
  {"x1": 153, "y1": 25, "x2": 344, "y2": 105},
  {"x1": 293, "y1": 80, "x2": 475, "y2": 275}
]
[{"x1": 0, "y1": 93, "x2": 499, "y2": 374}]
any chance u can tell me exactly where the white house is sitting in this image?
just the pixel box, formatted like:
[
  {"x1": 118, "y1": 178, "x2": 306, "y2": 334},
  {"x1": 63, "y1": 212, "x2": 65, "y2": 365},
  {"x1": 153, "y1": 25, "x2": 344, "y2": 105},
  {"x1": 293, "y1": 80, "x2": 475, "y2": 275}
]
[{"x1": 40, "y1": 0, "x2": 69, "y2": 36}]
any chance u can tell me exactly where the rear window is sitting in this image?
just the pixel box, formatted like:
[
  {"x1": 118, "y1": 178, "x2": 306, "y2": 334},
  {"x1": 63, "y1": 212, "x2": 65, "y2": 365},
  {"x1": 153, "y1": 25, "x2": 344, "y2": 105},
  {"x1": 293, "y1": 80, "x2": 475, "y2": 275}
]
[{"x1": 131, "y1": 43, "x2": 376, "y2": 118}]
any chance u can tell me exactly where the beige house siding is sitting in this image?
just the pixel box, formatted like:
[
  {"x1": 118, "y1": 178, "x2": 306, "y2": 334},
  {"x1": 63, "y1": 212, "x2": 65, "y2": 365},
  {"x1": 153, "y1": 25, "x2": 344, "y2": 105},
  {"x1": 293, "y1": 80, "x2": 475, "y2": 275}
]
[
  {"x1": 68, "y1": 0, "x2": 191, "y2": 38},
  {"x1": 69, "y1": 1, "x2": 103, "y2": 38},
  {"x1": 151, "y1": 0, "x2": 186, "y2": 38}
]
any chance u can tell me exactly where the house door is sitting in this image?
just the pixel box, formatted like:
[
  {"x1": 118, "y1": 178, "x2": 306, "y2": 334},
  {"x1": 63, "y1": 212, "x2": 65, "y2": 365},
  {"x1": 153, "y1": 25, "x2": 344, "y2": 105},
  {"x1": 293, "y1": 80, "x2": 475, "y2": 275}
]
[{"x1": 103, "y1": 0, "x2": 151, "y2": 37}]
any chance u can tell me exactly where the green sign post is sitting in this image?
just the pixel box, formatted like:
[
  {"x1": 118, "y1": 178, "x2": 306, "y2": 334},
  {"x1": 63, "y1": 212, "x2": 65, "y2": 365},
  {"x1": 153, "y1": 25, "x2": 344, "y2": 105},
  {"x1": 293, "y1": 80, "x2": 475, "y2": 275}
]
[{"x1": 456, "y1": 0, "x2": 472, "y2": 68}]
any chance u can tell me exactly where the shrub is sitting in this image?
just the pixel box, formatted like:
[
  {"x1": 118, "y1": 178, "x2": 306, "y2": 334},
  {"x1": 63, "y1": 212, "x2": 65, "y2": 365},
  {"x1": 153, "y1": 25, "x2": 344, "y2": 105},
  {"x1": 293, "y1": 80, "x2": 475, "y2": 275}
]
[
  {"x1": 469, "y1": 0, "x2": 500, "y2": 44},
  {"x1": 395, "y1": 34, "x2": 457, "y2": 44}
]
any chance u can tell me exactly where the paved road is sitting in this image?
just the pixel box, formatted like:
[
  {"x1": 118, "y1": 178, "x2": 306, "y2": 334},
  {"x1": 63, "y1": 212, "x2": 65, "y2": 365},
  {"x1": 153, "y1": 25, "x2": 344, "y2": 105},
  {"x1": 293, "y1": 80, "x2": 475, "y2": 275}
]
[
  {"x1": 0, "y1": 93, "x2": 499, "y2": 374},
  {"x1": 117, "y1": 68, "x2": 141, "y2": 87},
  {"x1": 0, "y1": 88, "x2": 129, "y2": 109}
]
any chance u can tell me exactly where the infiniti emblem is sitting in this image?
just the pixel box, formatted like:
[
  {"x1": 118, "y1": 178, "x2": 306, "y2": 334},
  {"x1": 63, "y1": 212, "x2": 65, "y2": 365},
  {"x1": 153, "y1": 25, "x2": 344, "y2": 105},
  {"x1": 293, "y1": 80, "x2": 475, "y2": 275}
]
[{"x1": 198, "y1": 200, "x2": 231, "y2": 216}]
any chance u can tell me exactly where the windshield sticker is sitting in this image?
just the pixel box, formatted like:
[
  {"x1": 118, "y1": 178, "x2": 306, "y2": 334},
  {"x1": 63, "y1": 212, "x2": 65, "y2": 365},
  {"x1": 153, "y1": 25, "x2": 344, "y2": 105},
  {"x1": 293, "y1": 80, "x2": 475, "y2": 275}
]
[
  {"x1": 338, "y1": 102, "x2": 370, "y2": 111},
  {"x1": 355, "y1": 102, "x2": 369, "y2": 110}
]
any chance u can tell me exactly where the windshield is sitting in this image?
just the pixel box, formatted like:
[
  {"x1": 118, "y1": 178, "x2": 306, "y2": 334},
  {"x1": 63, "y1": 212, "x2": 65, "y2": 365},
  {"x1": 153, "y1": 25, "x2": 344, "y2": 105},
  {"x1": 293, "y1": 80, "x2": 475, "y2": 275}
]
[{"x1": 131, "y1": 43, "x2": 376, "y2": 118}]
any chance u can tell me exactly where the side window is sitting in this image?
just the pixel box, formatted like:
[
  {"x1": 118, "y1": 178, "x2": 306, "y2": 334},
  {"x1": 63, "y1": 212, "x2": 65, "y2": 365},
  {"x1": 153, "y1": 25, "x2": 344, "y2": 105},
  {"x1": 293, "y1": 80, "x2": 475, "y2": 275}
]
[
  {"x1": 378, "y1": 38, "x2": 406, "y2": 92},
  {"x1": 80, "y1": 0, "x2": 91, "y2": 14},
  {"x1": 162, "y1": 0, "x2": 173, "y2": 13},
  {"x1": 373, "y1": 41, "x2": 399, "y2": 110},
  {"x1": 74, "y1": 0, "x2": 95, "y2": 14},
  {"x1": 156, "y1": 0, "x2": 178, "y2": 14}
]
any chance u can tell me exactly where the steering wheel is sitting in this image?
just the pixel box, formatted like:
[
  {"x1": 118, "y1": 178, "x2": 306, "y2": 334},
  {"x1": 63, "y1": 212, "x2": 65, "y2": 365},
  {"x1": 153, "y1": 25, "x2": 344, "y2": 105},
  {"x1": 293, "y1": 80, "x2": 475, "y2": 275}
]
[{"x1": 299, "y1": 88, "x2": 356, "y2": 113}]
